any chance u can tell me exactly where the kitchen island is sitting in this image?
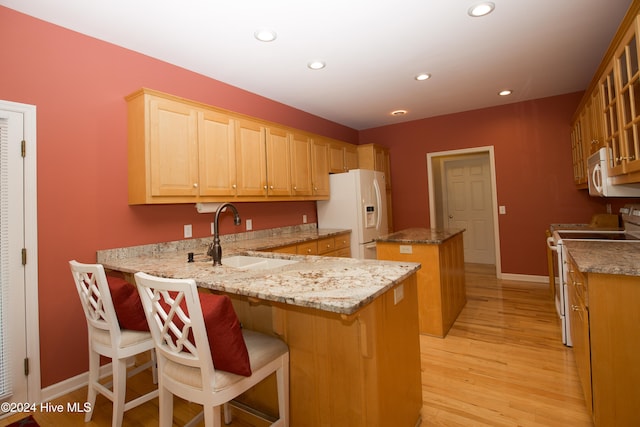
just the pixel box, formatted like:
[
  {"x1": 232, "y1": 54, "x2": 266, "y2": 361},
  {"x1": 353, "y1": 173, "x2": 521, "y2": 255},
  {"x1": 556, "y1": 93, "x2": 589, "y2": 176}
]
[
  {"x1": 97, "y1": 228, "x2": 423, "y2": 427},
  {"x1": 376, "y1": 228, "x2": 466, "y2": 337}
]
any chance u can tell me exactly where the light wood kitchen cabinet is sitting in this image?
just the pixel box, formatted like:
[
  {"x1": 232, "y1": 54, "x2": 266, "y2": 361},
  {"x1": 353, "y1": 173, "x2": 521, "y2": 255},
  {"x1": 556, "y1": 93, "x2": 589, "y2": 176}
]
[
  {"x1": 235, "y1": 118, "x2": 268, "y2": 197},
  {"x1": 265, "y1": 126, "x2": 292, "y2": 196},
  {"x1": 571, "y1": 3, "x2": 640, "y2": 185},
  {"x1": 289, "y1": 132, "x2": 313, "y2": 196},
  {"x1": 198, "y1": 109, "x2": 237, "y2": 197},
  {"x1": 311, "y1": 139, "x2": 330, "y2": 198},
  {"x1": 612, "y1": 17, "x2": 640, "y2": 180},
  {"x1": 376, "y1": 230, "x2": 465, "y2": 337},
  {"x1": 570, "y1": 116, "x2": 588, "y2": 187},
  {"x1": 263, "y1": 231, "x2": 352, "y2": 258},
  {"x1": 566, "y1": 255, "x2": 592, "y2": 416},
  {"x1": 329, "y1": 139, "x2": 359, "y2": 173},
  {"x1": 126, "y1": 88, "x2": 337, "y2": 204},
  {"x1": 566, "y1": 252, "x2": 640, "y2": 426}
]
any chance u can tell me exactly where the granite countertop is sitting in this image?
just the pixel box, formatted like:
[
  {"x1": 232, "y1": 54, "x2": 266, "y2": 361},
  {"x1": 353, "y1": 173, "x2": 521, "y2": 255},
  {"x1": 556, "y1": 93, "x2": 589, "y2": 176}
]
[
  {"x1": 376, "y1": 227, "x2": 464, "y2": 244},
  {"x1": 550, "y1": 223, "x2": 623, "y2": 232},
  {"x1": 564, "y1": 240, "x2": 640, "y2": 276},
  {"x1": 97, "y1": 226, "x2": 420, "y2": 315}
]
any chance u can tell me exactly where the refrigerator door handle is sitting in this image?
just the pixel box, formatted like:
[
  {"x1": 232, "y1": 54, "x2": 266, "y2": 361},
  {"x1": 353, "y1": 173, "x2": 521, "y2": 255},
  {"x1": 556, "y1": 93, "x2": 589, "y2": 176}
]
[{"x1": 373, "y1": 177, "x2": 383, "y2": 231}]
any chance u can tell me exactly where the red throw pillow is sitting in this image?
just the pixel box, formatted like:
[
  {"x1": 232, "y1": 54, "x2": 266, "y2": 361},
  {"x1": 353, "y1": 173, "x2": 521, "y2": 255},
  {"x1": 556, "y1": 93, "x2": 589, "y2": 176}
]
[
  {"x1": 107, "y1": 275, "x2": 150, "y2": 331},
  {"x1": 158, "y1": 291, "x2": 251, "y2": 377},
  {"x1": 198, "y1": 293, "x2": 251, "y2": 377}
]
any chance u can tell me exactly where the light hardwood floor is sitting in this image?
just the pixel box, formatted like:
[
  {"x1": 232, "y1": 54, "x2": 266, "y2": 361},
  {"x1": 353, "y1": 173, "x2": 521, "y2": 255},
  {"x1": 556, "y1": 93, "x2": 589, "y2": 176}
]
[{"x1": 1, "y1": 264, "x2": 592, "y2": 426}]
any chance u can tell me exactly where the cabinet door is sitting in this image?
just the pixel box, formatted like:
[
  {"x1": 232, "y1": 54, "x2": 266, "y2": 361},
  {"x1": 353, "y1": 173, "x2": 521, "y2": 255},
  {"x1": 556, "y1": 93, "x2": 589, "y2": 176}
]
[
  {"x1": 616, "y1": 20, "x2": 640, "y2": 175},
  {"x1": 311, "y1": 139, "x2": 330, "y2": 197},
  {"x1": 235, "y1": 119, "x2": 267, "y2": 196},
  {"x1": 329, "y1": 141, "x2": 346, "y2": 173},
  {"x1": 149, "y1": 96, "x2": 199, "y2": 196},
  {"x1": 290, "y1": 132, "x2": 313, "y2": 196},
  {"x1": 265, "y1": 127, "x2": 292, "y2": 196},
  {"x1": 344, "y1": 144, "x2": 359, "y2": 171},
  {"x1": 567, "y1": 258, "x2": 592, "y2": 415},
  {"x1": 601, "y1": 65, "x2": 625, "y2": 176},
  {"x1": 198, "y1": 110, "x2": 237, "y2": 196}
]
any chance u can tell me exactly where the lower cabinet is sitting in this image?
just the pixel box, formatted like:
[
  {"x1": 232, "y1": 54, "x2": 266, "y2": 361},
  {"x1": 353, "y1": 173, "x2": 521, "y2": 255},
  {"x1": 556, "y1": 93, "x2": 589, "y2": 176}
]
[
  {"x1": 566, "y1": 256, "x2": 592, "y2": 415},
  {"x1": 376, "y1": 232, "x2": 466, "y2": 337},
  {"x1": 265, "y1": 232, "x2": 351, "y2": 258},
  {"x1": 567, "y1": 252, "x2": 640, "y2": 426},
  {"x1": 225, "y1": 274, "x2": 422, "y2": 427}
]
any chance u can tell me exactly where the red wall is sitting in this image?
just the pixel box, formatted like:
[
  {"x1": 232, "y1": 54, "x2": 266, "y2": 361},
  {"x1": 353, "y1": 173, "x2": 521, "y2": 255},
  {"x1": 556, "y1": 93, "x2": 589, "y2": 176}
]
[
  {"x1": 0, "y1": 7, "x2": 357, "y2": 388},
  {"x1": 359, "y1": 94, "x2": 639, "y2": 276},
  {"x1": 3, "y1": 6, "x2": 638, "y2": 390}
]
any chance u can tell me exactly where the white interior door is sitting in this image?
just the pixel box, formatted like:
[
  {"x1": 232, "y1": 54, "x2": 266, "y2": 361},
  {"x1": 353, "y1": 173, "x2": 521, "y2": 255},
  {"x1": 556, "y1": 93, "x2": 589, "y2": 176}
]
[
  {"x1": 444, "y1": 156, "x2": 496, "y2": 264},
  {"x1": 0, "y1": 101, "x2": 39, "y2": 411}
]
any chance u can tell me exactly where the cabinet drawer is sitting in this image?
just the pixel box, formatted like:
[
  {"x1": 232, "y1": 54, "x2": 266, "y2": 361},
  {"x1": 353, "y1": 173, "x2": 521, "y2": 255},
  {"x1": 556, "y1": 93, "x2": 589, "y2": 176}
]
[
  {"x1": 297, "y1": 241, "x2": 318, "y2": 255},
  {"x1": 334, "y1": 233, "x2": 351, "y2": 250},
  {"x1": 270, "y1": 244, "x2": 298, "y2": 254},
  {"x1": 317, "y1": 237, "x2": 335, "y2": 255}
]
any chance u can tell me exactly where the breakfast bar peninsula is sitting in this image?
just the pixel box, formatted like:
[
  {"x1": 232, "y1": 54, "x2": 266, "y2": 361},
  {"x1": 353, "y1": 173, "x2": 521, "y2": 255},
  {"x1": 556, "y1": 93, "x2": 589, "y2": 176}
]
[{"x1": 97, "y1": 233, "x2": 422, "y2": 427}]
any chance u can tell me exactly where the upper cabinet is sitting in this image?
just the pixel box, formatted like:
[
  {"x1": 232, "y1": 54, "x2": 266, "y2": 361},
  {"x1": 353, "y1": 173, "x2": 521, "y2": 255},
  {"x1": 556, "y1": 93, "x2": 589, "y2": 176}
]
[
  {"x1": 328, "y1": 139, "x2": 359, "y2": 173},
  {"x1": 126, "y1": 89, "x2": 336, "y2": 204},
  {"x1": 572, "y1": 3, "x2": 640, "y2": 185},
  {"x1": 613, "y1": 19, "x2": 640, "y2": 179},
  {"x1": 357, "y1": 143, "x2": 394, "y2": 232}
]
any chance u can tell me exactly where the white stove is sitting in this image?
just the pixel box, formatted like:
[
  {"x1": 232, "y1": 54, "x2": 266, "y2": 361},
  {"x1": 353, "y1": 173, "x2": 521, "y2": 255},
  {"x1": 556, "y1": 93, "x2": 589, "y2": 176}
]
[{"x1": 547, "y1": 204, "x2": 640, "y2": 346}]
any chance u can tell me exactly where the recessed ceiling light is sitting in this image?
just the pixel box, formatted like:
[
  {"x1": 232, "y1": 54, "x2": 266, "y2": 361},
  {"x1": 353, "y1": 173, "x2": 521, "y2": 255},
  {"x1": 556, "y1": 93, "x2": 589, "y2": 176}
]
[
  {"x1": 391, "y1": 110, "x2": 408, "y2": 116},
  {"x1": 254, "y1": 29, "x2": 277, "y2": 42},
  {"x1": 415, "y1": 73, "x2": 431, "y2": 81},
  {"x1": 468, "y1": 2, "x2": 495, "y2": 17},
  {"x1": 307, "y1": 60, "x2": 326, "y2": 70},
  {"x1": 499, "y1": 89, "x2": 513, "y2": 96}
]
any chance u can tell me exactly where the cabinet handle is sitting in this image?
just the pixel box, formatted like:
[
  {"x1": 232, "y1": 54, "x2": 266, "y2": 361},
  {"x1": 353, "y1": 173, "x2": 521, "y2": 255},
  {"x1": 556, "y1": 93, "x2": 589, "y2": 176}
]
[
  {"x1": 232, "y1": 184, "x2": 237, "y2": 189},
  {"x1": 264, "y1": 185, "x2": 267, "y2": 190},
  {"x1": 193, "y1": 183, "x2": 199, "y2": 188},
  {"x1": 293, "y1": 186, "x2": 297, "y2": 190},
  {"x1": 571, "y1": 305, "x2": 580, "y2": 311},
  {"x1": 307, "y1": 248, "x2": 312, "y2": 253}
]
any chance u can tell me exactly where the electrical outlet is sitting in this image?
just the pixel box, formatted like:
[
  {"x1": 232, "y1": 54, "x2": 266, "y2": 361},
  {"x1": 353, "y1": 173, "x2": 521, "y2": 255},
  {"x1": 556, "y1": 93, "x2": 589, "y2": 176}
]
[
  {"x1": 394, "y1": 284, "x2": 404, "y2": 305},
  {"x1": 184, "y1": 224, "x2": 192, "y2": 238},
  {"x1": 246, "y1": 219, "x2": 253, "y2": 231},
  {"x1": 303, "y1": 214, "x2": 308, "y2": 224},
  {"x1": 399, "y1": 245, "x2": 413, "y2": 254},
  {"x1": 211, "y1": 222, "x2": 215, "y2": 235}
]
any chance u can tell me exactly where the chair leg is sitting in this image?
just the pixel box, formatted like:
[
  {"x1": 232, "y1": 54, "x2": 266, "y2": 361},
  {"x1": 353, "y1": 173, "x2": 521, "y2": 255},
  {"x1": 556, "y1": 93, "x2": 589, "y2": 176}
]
[
  {"x1": 111, "y1": 358, "x2": 128, "y2": 427},
  {"x1": 205, "y1": 405, "x2": 222, "y2": 427},
  {"x1": 150, "y1": 348, "x2": 158, "y2": 384},
  {"x1": 85, "y1": 348, "x2": 99, "y2": 422},
  {"x1": 276, "y1": 357, "x2": 290, "y2": 427},
  {"x1": 158, "y1": 386, "x2": 173, "y2": 427},
  {"x1": 223, "y1": 402, "x2": 232, "y2": 424}
]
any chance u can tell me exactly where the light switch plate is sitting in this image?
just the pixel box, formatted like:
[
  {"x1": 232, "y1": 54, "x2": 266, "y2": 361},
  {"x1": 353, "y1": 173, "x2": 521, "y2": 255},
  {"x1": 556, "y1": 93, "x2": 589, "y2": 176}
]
[
  {"x1": 183, "y1": 224, "x2": 192, "y2": 238},
  {"x1": 246, "y1": 219, "x2": 253, "y2": 231}
]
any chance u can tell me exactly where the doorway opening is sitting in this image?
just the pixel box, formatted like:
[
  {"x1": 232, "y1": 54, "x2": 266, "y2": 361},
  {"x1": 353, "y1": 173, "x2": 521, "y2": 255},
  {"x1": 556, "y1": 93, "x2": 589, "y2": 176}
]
[{"x1": 427, "y1": 146, "x2": 502, "y2": 278}]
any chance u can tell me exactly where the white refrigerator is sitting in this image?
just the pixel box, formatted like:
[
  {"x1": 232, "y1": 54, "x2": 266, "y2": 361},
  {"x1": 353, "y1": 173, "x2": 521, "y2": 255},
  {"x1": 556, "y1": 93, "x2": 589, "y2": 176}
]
[{"x1": 317, "y1": 169, "x2": 388, "y2": 259}]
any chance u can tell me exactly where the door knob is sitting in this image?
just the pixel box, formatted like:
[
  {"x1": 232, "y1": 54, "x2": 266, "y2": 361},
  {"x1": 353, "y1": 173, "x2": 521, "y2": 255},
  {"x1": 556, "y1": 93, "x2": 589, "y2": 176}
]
[{"x1": 448, "y1": 215, "x2": 453, "y2": 219}]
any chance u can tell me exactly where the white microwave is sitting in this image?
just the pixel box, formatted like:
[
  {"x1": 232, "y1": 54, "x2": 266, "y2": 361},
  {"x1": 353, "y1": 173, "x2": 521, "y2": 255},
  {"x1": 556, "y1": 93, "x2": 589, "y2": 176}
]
[{"x1": 587, "y1": 147, "x2": 640, "y2": 197}]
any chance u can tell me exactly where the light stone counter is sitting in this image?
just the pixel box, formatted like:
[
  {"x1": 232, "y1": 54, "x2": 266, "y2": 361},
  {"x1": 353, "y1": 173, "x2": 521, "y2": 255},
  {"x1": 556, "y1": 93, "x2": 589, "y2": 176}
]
[
  {"x1": 563, "y1": 240, "x2": 640, "y2": 276},
  {"x1": 376, "y1": 227, "x2": 464, "y2": 244},
  {"x1": 97, "y1": 225, "x2": 420, "y2": 315}
]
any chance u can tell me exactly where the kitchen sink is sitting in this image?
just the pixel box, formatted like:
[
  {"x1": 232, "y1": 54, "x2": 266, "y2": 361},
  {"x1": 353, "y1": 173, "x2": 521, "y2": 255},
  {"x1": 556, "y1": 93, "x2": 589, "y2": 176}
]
[{"x1": 222, "y1": 255, "x2": 298, "y2": 270}]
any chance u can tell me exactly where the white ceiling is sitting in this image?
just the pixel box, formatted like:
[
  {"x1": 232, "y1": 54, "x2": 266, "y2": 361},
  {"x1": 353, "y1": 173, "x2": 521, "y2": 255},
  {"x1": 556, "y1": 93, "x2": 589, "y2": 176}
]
[{"x1": 1, "y1": 0, "x2": 633, "y2": 130}]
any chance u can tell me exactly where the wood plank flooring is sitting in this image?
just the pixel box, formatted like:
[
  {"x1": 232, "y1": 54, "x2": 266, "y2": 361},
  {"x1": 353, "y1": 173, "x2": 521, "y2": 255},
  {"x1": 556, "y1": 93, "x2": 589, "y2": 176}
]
[{"x1": 1, "y1": 264, "x2": 592, "y2": 426}]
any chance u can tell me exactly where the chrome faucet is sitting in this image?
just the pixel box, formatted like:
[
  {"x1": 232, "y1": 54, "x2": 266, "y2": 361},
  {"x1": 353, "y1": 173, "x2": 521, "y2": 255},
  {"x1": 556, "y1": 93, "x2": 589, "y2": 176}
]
[{"x1": 207, "y1": 203, "x2": 241, "y2": 266}]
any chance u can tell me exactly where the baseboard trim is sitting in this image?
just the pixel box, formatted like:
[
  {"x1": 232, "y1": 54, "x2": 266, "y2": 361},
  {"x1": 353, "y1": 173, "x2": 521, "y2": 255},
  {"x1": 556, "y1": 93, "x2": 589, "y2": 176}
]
[
  {"x1": 40, "y1": 363, "x2": 113, "y2": 402},
  {"x1": 500, "y1": 273, "x2": 548, "y2": 284}
]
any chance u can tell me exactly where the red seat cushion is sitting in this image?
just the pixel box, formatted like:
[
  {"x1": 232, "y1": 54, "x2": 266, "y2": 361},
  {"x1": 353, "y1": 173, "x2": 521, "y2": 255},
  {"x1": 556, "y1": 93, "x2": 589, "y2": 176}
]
[{"x1": 107, "y1": 275, "x2": 251, "y2": 376}]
